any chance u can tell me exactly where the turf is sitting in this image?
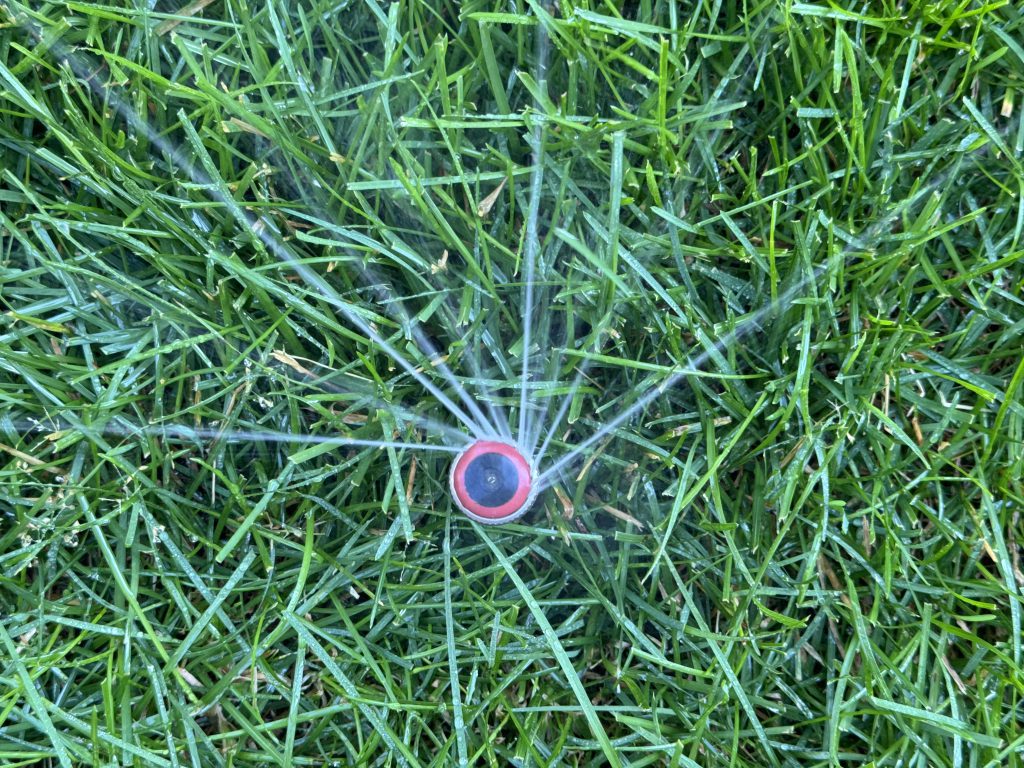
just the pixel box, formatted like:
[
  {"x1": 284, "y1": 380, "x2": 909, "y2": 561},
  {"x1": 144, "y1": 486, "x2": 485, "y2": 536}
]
[{"x1": 1, "y1": 0, "x2": 1023, "y2": 766}]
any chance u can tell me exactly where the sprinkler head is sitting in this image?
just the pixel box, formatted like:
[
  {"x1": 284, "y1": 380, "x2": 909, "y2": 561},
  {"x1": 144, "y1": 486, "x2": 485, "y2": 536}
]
[{"x1": 450, "y1": 440, "x2": 536, "y2": 524}]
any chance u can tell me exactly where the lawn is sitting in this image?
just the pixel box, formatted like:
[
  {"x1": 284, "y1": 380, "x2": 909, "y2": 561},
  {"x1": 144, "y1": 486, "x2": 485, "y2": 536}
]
[{"x1": 1, "y1": 0, "x2": 1022, "y2": 766}]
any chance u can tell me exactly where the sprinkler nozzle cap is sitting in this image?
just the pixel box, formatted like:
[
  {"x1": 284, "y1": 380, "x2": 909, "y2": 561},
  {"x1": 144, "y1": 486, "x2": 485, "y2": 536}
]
[{"x1": 450, "y1": 440, "x2": 535, "y2": 524}]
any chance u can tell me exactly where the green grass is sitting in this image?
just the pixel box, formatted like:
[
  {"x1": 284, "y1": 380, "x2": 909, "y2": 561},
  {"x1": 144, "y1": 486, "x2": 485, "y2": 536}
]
[{"x1": 1, "y1": 0, "x2": 1023, "y2": 766}]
